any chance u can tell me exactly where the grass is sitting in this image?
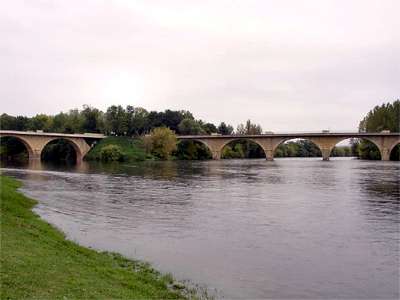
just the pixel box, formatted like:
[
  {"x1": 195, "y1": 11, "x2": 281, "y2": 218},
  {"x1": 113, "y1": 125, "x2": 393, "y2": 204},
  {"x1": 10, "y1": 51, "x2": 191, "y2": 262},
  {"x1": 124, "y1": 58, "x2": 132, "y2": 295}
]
[
  {"x1": 85, "y1": 137, "x2": 150, "y2": 162},
  {"x1": 0, "y1": 175, "x2": 189, "y2": 299}
]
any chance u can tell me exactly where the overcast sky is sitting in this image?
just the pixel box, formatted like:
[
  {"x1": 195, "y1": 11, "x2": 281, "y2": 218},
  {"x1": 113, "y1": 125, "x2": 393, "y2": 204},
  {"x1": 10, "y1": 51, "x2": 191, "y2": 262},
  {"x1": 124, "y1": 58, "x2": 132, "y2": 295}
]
[{"x1": 1, "y1": 0, "x2": 399, "y2": 131}]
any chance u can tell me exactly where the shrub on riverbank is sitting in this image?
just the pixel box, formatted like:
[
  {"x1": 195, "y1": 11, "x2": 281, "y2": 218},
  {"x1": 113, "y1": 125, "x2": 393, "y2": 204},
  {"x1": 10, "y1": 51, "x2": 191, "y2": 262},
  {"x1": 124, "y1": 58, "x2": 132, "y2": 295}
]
[
  {"x1": 0, "y1": 175, "x2": 188, "y2": 299},
  {"x1": 143, "y1": 127, "x2": 177, "y2": 160},
  {"x1": 85, "y1": 136, "x2": 148, "y2": 162}
]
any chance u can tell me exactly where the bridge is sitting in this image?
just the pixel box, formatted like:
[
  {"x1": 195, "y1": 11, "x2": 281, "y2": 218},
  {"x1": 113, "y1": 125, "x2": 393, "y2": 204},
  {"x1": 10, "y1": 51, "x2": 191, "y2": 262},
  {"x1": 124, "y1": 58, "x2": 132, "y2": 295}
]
[
  {"x1": 178, "y1": 132, "x2": 400, "y2": 161},
  {"x1": 1, "y1": 130, "x2": 399, "y2": 162},
  {"x1": 0, "y1": 130, "x2": 105, "y2": 163}
]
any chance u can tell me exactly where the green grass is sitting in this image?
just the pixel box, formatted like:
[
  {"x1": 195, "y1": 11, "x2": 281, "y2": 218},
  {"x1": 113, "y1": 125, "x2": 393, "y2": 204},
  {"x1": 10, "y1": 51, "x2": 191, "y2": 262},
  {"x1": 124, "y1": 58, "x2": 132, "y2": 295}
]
[
  {"x1": 0, "y1": 175, "x2": 187, "y2": 299},
  {"x1": 85, "y1": 137, "x2": 150, "y2": 162}
]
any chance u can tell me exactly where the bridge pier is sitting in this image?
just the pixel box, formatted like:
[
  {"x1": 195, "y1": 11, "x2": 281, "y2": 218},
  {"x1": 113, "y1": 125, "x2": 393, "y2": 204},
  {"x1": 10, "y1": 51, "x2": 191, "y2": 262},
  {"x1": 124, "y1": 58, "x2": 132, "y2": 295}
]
[
  {"x1": 381, "y1": 148, "x2": 390, "y2": 161},
  {"x1": 211, "y1": 150, "x2": 221, "y2": 160},
  {"x1": 321, "y1": 149, "x2": 331, "y2": 161},
  {"x1": 29, "y1": 153, "x2": 41, "y2": 161},
  {"x1": 264, "y1": 149, "x2": 274, "y2": 161}
]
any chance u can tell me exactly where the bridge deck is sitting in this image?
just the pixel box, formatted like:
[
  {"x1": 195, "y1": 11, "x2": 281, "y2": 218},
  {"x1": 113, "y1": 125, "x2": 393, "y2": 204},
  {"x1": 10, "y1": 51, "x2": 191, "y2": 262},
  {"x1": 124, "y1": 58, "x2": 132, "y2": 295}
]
[
  {"x1": 0, "y1": 130, "x2": 106, "y2": 139},
  {"x1": 177, "y1": 132, "x2": 400, "y2": 139}
]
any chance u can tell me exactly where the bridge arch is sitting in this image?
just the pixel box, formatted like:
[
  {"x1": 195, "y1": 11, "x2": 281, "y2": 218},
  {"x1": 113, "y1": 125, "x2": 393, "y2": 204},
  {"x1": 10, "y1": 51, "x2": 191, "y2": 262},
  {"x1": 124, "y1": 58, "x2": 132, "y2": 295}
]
[
  {"x1": 273, "y1": 138, "x2": 323, "y2": 159},
  {"x1": 0, "y1": 135, "x2": 35, "y2": 160},
  {"x1": 389, "y1": 140, "x2": 400, "y2": 161},
  {"x1": 41, "y1": 137, "x2": 85, "y2": 164},
  {"x1": 176, "y1": 139, "x2": 213, "y2": 160},
  {"x1": 220, "y1": 138, "x2": 266, "y2": 159},
  {"x1": 328, "y1": 137, "x2": 383, "y2": 160}
]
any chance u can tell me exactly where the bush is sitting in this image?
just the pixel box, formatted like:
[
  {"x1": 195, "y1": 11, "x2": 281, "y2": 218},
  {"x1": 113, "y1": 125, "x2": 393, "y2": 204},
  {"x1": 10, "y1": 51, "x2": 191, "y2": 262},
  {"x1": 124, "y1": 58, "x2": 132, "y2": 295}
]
[
  {"x1": 143, "y1": 127, "x2": 177, "y2": 160},
  {"x1": 100, "y1": 145, "x2": 124, "y2": 162},
  {"x1": 85, "y1": 137, "x2": 147, "y2": 162}
]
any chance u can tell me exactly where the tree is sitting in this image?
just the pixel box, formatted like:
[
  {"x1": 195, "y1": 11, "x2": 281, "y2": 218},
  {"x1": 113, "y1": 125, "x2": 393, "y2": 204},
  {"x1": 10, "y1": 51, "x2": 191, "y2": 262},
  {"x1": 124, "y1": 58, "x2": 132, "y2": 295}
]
[
  {"x1": 236, "y1": 120, "x2": 262, "y2": 135},
  {"x1": 217, "y1": 122, "x2": 234, "y2": 135},
  {"x1": 358, "y1": 100, "x2": 399, "y2": 160},
  {"x1": 143, "y1": 127, "x2": 177, "y2": 160},
  {"x1": 126, "y1": 106, "x2": 148, "y2": 136},
  {"x1": 202, "y1": 123, "x2": 218, "y2": 134},
  {"x1": 81, "y1": 105, "x2": 103, "y2": 133},
  {"x1": 178, "y1": 118, "x2": 205, "y2": 135},
  {"x1": 29, "y1": 114, "x2": 53, "y2": 131},
  {"x1": 105, "y1": 105, "x2": 128, "y2": 136}
]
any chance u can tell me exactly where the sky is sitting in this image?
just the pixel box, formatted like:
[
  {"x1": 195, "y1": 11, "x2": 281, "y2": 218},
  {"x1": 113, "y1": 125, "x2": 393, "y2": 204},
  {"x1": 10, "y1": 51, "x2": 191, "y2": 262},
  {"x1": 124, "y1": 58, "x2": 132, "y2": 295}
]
[{"x1": 1, "y1": 0, "x2": 399, "y2": 132}]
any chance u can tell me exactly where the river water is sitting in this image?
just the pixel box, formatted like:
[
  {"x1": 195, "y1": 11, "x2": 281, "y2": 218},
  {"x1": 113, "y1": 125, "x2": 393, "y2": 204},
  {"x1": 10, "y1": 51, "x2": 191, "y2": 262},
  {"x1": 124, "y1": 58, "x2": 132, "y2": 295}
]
[{"x1": 2, "y1": 158, "x2": 399, "y2": 299}]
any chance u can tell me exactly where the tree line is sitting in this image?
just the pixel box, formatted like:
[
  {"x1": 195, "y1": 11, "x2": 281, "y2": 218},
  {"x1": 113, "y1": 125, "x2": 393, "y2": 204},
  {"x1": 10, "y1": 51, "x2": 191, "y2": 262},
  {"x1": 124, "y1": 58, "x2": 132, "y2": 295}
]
[
  {"x1": 1, "y1": 100, "x2": 398, "y2": 161},
  {"x1": 0, "y1": 105, "x2": 234, "y2": 136}
]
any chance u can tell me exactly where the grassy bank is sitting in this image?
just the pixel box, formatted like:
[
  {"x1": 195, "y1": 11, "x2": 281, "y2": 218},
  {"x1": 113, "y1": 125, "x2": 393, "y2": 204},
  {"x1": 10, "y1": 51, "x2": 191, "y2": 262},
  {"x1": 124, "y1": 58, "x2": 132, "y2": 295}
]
[
  {"x1": 85, "y1": 137, "x2": 149, "y2": 162},
  {"x1": 0, "y1": 175, "x2": 187, "y2": 299}
]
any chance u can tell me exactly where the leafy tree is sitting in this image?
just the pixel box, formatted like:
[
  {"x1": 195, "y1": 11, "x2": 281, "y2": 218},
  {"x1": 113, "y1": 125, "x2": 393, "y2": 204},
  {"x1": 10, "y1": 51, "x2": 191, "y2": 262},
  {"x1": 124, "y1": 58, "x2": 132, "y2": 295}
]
[
  {"x1": 202, "y1": 123, "x2": 218, "y2": 134},
  {"x1": 143, "y1": 127, "x2": 177, "y2": 160},
  {"x1": 81, "y1": 105, "x2": 103, "y2": 133},
  {"x1": 217, "y1": 122, "x2": 234, "y2": 135},
  {"x1": 236, "y1": 120, "x2": 262, "y2": 135},
  {"x1": 105, "y1": 105, "x2": 128, "y2": 136},
  {"x1": 178, "y1": 118, "x2": 205, "y2": 135},
  {"x1": 162, "y1": 110, "x2": 186, "y2": 132},
  {"x1": 175, "y1": 140, "x2": 211, "y2": 160},
  {"x1": 126, "y1": 106, "x2": 148, "y2": 136},
  {"x1": 358, "y1": 100, "x2": 399, "y2": 160},
  {"x1": 0, "y1": 114, "x2": 16, "y2": 130},
  {"x1": 29, "y1": 114, "x2": 53, "y2": 131},
  {"x1": 275, "y1": 140, "x2": 321, "y2": 157}
]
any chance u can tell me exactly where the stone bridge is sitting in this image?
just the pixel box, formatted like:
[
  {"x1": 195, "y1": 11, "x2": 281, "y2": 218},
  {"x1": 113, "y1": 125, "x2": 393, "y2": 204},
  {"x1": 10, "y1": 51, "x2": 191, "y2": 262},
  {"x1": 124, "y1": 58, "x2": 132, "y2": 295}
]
[
  {"x1": 0, "y1": 130, "x2": 105, "y2": 163},
  {"x1": 1, "y1": 130, "x2": 399, "y2": 162},
  {"x1": 177, "y1": 132, "x2": 400, "y2": 161}
]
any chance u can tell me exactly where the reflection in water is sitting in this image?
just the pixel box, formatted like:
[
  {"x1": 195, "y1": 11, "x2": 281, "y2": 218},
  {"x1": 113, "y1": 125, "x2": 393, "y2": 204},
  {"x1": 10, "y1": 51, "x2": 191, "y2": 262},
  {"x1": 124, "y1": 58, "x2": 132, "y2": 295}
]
[{"x1": 2, "y1": 158, "x2": 399, "y2": 299}]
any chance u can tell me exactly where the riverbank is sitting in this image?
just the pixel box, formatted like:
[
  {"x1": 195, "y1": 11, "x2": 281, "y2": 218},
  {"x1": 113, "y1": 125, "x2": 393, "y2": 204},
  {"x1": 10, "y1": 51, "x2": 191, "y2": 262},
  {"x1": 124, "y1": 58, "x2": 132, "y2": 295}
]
[
  {"x1": 0, "y1": 175, "x2": 189, "y2": 299},
  {"x1": 85, "y1": 136, "x2": 149, "y2": 162}
]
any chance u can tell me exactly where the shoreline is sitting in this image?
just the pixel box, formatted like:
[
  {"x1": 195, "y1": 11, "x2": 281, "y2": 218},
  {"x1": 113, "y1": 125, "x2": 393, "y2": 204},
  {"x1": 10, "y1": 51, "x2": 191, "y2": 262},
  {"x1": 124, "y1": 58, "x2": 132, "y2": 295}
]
[{"x1": 0, "y1": 175, "x2": 201, "y2": 299}]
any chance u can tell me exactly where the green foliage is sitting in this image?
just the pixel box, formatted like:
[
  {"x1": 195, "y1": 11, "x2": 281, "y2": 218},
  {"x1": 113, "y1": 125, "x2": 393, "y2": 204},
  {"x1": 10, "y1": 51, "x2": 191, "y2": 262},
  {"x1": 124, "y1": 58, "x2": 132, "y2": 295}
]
[
  {"x1": 0, "y1": 137, "x2": 29, "y2": 162},
  {"x1": 358, "y1": 99, "x2": 399, "y2": 160},
  {"x1": 175, "y1": 141, "x2": 212, "y2": 160},
  {"x1": 236, "y1": 120, "x2": 263, "y2": 135},
  {"x1": 221, "y1": 140, "x2": 263, "y2": 159},
  {"x1": 358, "y1": 141, "x2": 381, "y2": 160},
  {"x1": 81, "y1": 105, "x2": 104, "y2": 133},
  {"x1": 100, "y1": 145, "x2": 124, "y2": 162},
  {"x1": 331, "y1": 146, "x2": 352, "y2": 157},
  {"x1": 178, "y1": 119, "x2": 206, "y2": 135},
  {"x1": 0, "y1": 176, "x2": 188, "y2": 299},
  {"x1": 143, "y1": 127, "x2": 177, "y2": 160},
  {"x1": 222, "y1": 144, "x2": 246, "y2": 159},
  {"x1": 359, "y1": 100, "x2": 400, "y2": 133},
  {"x1": 41, "y1": 139, "x2": 77, "y2": 163},
  {"x1": 274, "y1": 140, "x2": 322, "y2": 157},
  {"x1": 217, "y1": 122, "x2": 234, "y2": 135},
  {"x1": 105, "y1": 105, "x2": 129, "y2": 136},
  {"x1": 85, "y1": 137, "x2": 147, "y2": 162},
  {"x1": 0, "y1": 105, "x2": 225, "y2": 139}
]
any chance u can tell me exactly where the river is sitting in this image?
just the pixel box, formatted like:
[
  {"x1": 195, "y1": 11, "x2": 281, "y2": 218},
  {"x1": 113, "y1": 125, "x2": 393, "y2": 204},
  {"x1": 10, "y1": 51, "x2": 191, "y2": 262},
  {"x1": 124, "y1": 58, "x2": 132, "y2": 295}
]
[{"x1": 2, "y1": 158, "x2": 399, "y2": 299}]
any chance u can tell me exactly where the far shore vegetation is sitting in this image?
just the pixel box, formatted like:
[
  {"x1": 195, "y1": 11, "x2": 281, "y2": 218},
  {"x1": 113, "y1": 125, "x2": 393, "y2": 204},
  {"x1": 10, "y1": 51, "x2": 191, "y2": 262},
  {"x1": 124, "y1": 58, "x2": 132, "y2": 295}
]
[
  {"x1": 0, "y1": 175, "x2": 208, "y2": 299},
  {"x1": 1, "y1": 99, "x2": 399, "y2": 163}
]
